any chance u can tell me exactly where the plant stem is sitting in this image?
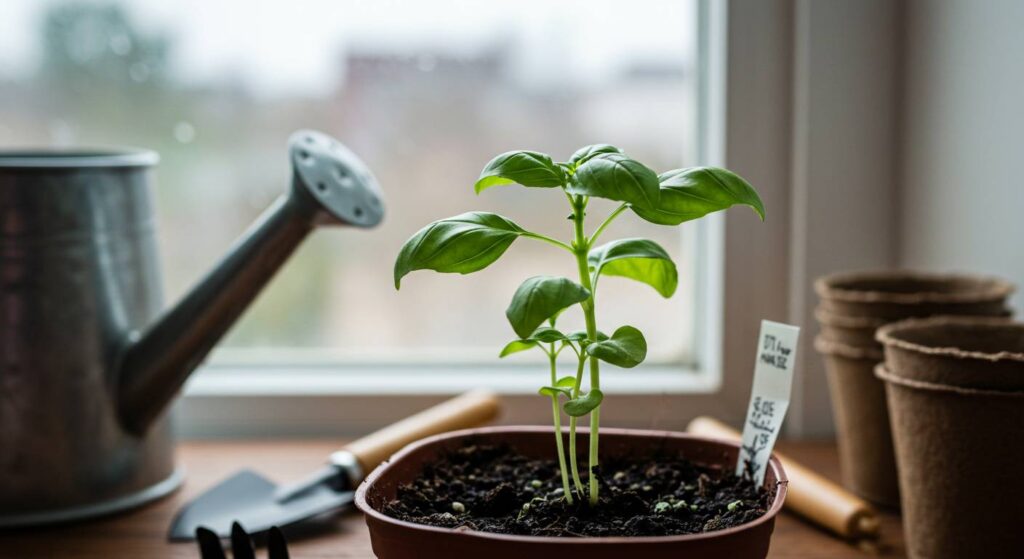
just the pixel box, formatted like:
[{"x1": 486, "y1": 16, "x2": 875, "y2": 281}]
[
  {"x1": 588, "y1": 202, "x2": 629, "y2": 245},
  {"x1": 570, "y1": 195, "x2": 602, "y2": 506},
  {"x1": 549, "y1": 396, "x2": 572, "y2": 504},
  {"x1": 548, "y1": 347, "x2": 573, "y2": 504},
  {"x1": 568, "y1": 353, "x2": 586, "y2": 496},
  {"x1": 587, "y1": 368, "x2": 600, "y2": 505},
  {"x1": 521, "y1": 231, "x2": 575, "y2": 253}
]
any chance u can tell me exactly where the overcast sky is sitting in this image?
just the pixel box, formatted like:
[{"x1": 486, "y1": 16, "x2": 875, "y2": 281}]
[{"x1": 0, "y1": 0, "x2": 696, "y2": 97}]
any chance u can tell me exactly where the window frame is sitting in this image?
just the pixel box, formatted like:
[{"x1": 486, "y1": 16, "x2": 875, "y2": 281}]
[{"x1": 178, "y1": 1, "x2": 726, "y2": 438}]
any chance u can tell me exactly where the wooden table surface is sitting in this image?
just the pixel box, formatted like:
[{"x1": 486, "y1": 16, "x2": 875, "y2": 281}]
[{"x1": 1, "y1": 439, "x2": 906, "y2": 558}]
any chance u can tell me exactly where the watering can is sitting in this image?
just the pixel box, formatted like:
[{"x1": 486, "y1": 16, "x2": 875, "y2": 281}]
[{"x1": 0, "y1": 131, "x2": 384, "y2": 526}]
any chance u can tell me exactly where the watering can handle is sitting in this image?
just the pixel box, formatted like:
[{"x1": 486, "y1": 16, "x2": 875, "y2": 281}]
[{"x1": 335, "y1": 390, "x2": 501, "y2": 475}]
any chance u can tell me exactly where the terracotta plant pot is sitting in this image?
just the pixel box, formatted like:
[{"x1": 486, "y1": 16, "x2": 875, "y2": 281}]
[
  {"x1": 814, "y1": 271, "x2": 1013, "y2": 319},
  {"x1": 356, "y1": 426, "x2": 788, "y2": 559},
  {"x1": 876, "y1": 317, "x2": 1024, "y2": 559},
  {"x1": 813, "y1": 337, "x2": 899, "y2": 508}
]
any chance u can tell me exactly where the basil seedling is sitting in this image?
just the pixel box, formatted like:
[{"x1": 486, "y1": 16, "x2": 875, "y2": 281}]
[{"x1": 396, "y1": 145, "x2": 764, "y2": 506}]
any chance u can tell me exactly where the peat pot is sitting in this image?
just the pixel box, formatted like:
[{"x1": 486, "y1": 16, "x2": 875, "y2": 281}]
[
  {"x1": 813, "y1": 337, "x2": 899, "y2": 508},
  {"x1": 876, "y1": 317, "x2": 1024, "y2": 559},
  {"x1": 813, "y1": 270, "x2": 1014, "y2": 509},
  {"x1": 356, "y1": 427, "x2": 788, "y2": 559}
]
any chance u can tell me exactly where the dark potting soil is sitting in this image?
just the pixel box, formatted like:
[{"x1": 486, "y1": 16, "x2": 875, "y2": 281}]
[{"x1": 382, "y1": 444, "x2": 773, "y2": 538}]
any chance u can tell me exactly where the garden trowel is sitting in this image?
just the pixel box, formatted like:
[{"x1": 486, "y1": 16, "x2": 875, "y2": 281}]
[{"x1": 169, "y1": 390, "x2": 500, "y2": 540}]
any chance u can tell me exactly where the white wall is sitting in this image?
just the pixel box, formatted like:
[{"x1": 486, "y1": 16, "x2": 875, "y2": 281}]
[
  {"x1": 900, "y1": 0, "x2": 1024, "y2": 308},
  {"x1": 785, "y1": 0, "x2": 903, "y2": 436},
  {"x1": 728, "y1": 0, "x2": 1024, "y2": 438},
  {"x1": 724, "y1": 0, "x2": 905, "y2": 437}
]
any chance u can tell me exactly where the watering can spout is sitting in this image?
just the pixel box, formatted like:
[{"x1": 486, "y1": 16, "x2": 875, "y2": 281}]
[{"x1": 116, "y1": 131, "x2": 384, "y2": 435}]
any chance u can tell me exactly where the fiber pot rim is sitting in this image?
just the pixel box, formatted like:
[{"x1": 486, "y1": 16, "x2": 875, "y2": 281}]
[
  {"x1": 874, "y1": 363, "x2": 1024, "y2": 398},
  {"x1": 814, "y1": 271, "x2": 1013, "y2": 305},
  {"x1": 876, "y1": 316, "x2": 1024, "y2": 363},
  {"x1": 355, "y1": 426, "x2": 788, "y2": 546},
  {"x1": 813, "y1": 335, "x2": 883, "y2": 361},
  {"x1": 814, "y1": 306, "x2": 890, "y2": 328}
]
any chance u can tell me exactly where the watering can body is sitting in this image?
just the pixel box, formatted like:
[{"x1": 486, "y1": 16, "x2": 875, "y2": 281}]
[
  {"x1": 0, "y1": 155, "x2": 179, "y2": 524},
  {"x1": 0, "y1": 132, "x2": 383, "y2": 526}
]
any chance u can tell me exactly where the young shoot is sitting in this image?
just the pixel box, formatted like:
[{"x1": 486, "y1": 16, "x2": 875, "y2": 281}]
[{"x1": 395, "y1": 145, "x2": 764, "y2": 507}]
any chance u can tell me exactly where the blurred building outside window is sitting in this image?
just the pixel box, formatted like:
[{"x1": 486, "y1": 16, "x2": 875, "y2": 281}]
[{"x1": 0, "y1": 0, "x2": 703, "y2": 375}]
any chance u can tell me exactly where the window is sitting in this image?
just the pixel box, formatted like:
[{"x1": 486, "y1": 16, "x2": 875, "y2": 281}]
[{"x1": 0, "y1": 1, "x2": 704, "y2": 381}]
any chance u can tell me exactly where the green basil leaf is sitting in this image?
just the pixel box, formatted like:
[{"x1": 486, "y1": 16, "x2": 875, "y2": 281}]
[
  {"x1": 500, "y1": 328, "x2": 574, "y2": 358},
  {"x1": 632, "y1": 166, "x2": 765, "y2": 225},
  {"x1": 506, "y1": 276, "x2": 590, "y2": 339},
  {"x1": 564, "y1": 389, "x2": 604, "y2": 416},
  {"x1": 555, "y1": 376, "x2": 577, "y2": 388},
  {"x1": 568, "y1": 144, "x2": 622, "y2": 167},
  {"x1": 474, "y1": 150, "x2": 566, "y2": 193},
  {"x1": 529, "y1": 326, "x2": 569, "y2": 343},
  {"x1": 567, "y1": 153, "x2": 659, "y2": 210},
  {"x1": 586, "y1": 325, "x2": 647, "y2": 368},
  {"x1": 566, "y1": 330, "x2": 589, "y2": 342},
  {"x1": 589, "y1": 238, "x2": 678, "y2": 298},
  {"x1": 394, "y1": 212, "x2": 524, "y2": 289},
  {"x1": 539, "y1": 385, "x2": 573, "y2": 399},
  {"x1": 499, "y1": 339, "x2": 538, "y2": 358},
  {"x1": 567, "y1": 330, "x2": 608, "y2": 342}
]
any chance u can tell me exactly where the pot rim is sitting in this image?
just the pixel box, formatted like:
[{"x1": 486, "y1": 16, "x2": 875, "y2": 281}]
[
  {"x1": 876, "y1": 316, "x2": 1024, "y2": 363},
  {"x1": 813, "y1": 306, "x2": 890, "y2": 328},
  {"x1": 814, "y1": 270, "x2": 1013, "y2": 305},
  {"x1": 874, "y1": 363, "x2": 1024, "y2": 397},
  {"x1": 355, "y1": 426, "x2": 788, "y2": 546},
  {"x1": 0, "y1": 148, "x2": 158, "y2": 169},
  {"x1": 813, "y1": 335, "x2": 883, "y2": 361}
]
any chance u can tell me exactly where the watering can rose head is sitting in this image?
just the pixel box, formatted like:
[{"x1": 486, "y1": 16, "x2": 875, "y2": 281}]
[{"x1": 394, "y1": 144, "x2": 763, "y2": 506}]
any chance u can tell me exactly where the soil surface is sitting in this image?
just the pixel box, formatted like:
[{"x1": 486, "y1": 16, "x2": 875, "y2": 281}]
[{"x1": 382, "y1": 444, "x2": 773, "y2": 538}]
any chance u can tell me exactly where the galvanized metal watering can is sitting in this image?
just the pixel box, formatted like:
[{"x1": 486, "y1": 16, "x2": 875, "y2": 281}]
[{"x1": 0, "y1": 131, "x2": 384, "y2": 526}]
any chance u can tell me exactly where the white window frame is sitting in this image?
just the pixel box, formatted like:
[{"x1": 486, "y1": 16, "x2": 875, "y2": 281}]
[
  {"x1": 177, "y1": 1, "x2": 729, "y2": 437},
  {"x1": 181, "y1": 0, "x2": 896, "y2": 439}
]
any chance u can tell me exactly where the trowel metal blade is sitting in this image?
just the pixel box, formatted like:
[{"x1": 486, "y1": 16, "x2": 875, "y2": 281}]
[{"x1": 168, "y1": 469, "x2": 354, "y2": 541}]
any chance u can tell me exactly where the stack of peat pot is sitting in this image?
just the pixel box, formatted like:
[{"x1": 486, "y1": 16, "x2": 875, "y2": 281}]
[
  {"x1": 876, "y1": 317, "x2": 1024, "y2": 559},
  {"x1": 813, "y1": 272, "x2": 1014, "y2": 511}
]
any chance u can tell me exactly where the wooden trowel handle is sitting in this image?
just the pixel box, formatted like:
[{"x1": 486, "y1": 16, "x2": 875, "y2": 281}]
[{"x1": 342, "y1": 390, "x2": 501, "y2": 474}]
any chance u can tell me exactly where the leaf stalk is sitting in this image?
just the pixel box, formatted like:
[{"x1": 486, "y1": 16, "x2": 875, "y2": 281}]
[
  {"x1": 588, "y1": 202, "x2": 629, "y2": 245},
  {"x1": 521, "y1": 231, "x2": 575, "y2": 253}
]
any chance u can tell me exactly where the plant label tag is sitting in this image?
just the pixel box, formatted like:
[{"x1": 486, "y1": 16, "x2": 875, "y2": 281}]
[{"x1": 736, "y1": 320, "x2": 800, "y2": 484}]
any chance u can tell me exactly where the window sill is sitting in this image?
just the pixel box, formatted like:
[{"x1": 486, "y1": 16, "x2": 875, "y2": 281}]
[
  {"x1": 183, "y1": 362, "x2": 720, "y2": 397},
  {"x1": 176, "y1": 362, "x2": 723, "y2": 439}
]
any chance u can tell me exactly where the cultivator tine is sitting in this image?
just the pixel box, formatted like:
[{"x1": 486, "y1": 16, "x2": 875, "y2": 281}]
[
  {"x1": 268, "y1": 526, "x2": 291, "y2": 559},
  {"x1": 195, "y1": 527, "x2": 227, "y2": 559},
  {"x1": 230, "y1": 522, "x2": 256, "y2": 559},
  {"x1": 196, "y1": 522, "x2": 291, "y2": 558}
]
